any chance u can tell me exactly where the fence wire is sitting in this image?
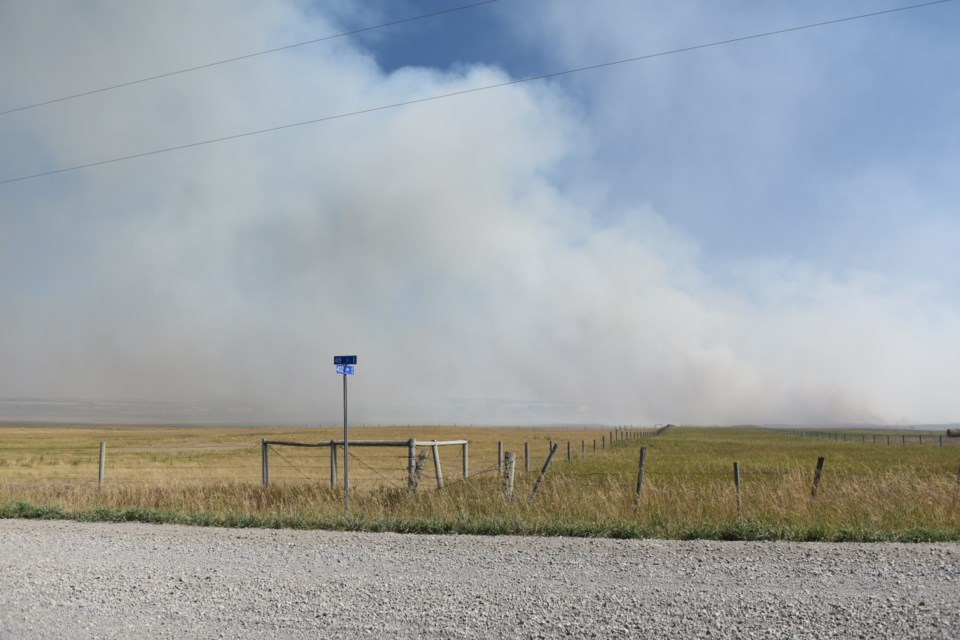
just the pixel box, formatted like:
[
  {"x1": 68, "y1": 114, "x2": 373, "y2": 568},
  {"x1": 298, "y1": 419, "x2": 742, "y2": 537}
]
[
  {"x1": 347, "y1": 449, "x2": 400, "y2": 488},
  {"x1": 4, "y1": 431, "x2": 958, "y2": 494},
  {"x1": 268, "y1": 445, "x2": 314, "y2": 482}
]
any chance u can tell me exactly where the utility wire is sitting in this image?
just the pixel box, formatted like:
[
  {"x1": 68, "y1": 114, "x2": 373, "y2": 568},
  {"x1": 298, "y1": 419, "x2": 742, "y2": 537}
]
[
  {"x1": 0, "y1": 0, "x2": 952, "y2": 186},
  {"x1": 0, "y1": 0, "x2": 501, "y2": 116}
]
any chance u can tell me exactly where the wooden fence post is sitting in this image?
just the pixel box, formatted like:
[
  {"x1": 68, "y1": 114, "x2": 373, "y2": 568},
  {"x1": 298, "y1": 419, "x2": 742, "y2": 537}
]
[
  {"x1": 602, "y1": 436, "x2": 605, "y2": 451},
  {"x1": 581, "y1": 440, "x2": 585, "y2": 456},
  {"x1": 432, "y1": 444, "x2": 444, "y2": 489},
  {"x1": 567, "y1": 441, "x2": 572, "y2": 463},
  {"x1": 462, "y1": 442, "x2": 469, "y2": 479},
  {"x1": 811, "y1": 456, "x2": 825, "y2": 498},
  {"x1": 407, "y1": 439, "x2": 416, "y2": 493},
  {"x1": 99, "y1": 442, "x2": 106, "y2": 492},
  {"x1": 330, "y1": 441, "x2": 338, "y2": 489},
  {"x1": 503, "y1": 452, "x2": 516, "y2": 500},
  {"x1": 635, "y1": 446, "x2": 647, "y2": 507},
  {"x1": 593, "y1": 439, "x2": 597, "y2": 452},
  {"x1": 498, "y1": 441, "x2": 504, "y2": 476},
  {"x1": 733, "y1": 461, "x2": 742, "y2": 517},
  {"x1": 410, "y1": 449, "x2": 429, "y2": 495},
  {"x1": 524, "y1": 442, "x2": 530, "y2": 473},
  {"x1": 530, "y1": 443, "x2": 559, "y2": 500}
]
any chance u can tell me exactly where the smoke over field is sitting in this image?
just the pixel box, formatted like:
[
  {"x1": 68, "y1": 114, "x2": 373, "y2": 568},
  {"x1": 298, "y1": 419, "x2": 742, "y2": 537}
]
[{"x1": 2, "y1": 1, "x2": 959, "y2": 426}]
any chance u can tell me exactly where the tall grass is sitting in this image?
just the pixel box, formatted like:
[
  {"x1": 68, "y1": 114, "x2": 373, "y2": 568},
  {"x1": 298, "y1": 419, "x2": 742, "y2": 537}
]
[{"x1": 1, "y1": 425, "x2": 958, "y2": 541}]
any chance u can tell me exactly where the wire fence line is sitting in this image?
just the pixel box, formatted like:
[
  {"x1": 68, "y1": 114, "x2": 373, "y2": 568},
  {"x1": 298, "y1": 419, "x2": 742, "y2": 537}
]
[
  {"x1": 0, "y1": 433, "x2": 624, "y2": 490},
  {"x1": 0, "y1": 430, "x2": 646, "y2": 487},
  {"x1": 778, "y1": 428, "x2": 960, "y2": 448},
  {"x1": 268, "y1": 445, "x2": 315, "y2": 482},
  {"x1": 4, "y1": 427, "x2": 955, "y2": 500},
  {"x1": 346, "y1": 448, "x2": 401, "y2": 488}
]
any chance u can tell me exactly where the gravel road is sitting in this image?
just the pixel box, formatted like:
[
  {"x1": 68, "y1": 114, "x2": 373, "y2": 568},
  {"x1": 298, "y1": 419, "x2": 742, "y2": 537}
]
[{"x1": 0, "y1": 519, "x2": 957, "y2": 639}]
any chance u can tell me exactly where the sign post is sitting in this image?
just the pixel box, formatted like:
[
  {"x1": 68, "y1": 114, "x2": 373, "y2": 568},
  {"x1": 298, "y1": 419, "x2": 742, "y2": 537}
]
[{"x1": 334, "y1": 355, "x2": 357, "y2": 511}]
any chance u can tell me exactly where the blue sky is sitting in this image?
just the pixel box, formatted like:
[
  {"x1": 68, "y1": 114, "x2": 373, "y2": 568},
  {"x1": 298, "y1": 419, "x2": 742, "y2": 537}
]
[{"x1": 1, "y1": 1, "x2": 958, "y2": 425}]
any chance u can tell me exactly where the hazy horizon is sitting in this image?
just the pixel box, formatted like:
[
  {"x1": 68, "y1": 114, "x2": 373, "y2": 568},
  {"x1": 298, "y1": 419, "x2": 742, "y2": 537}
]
[{"x1": 0, "y1": 396, "x2": 955, "y2": 431}]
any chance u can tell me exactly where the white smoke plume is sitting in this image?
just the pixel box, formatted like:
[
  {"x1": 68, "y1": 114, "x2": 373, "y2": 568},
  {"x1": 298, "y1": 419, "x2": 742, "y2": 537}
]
[{"x1": 1, "y1": 1, "x2": 958, "y2": 425}]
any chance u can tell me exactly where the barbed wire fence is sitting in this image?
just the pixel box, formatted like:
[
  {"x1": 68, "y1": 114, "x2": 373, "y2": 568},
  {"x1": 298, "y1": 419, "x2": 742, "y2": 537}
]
[{"x1": 2, "y1": 426, "x2": 958, "y2": 514}]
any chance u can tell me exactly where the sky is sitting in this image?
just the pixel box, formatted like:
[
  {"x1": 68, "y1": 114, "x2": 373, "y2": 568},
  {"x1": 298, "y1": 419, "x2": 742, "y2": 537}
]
[{"x1": 1, "y1": 0, "x2": 958, "y2": 426}]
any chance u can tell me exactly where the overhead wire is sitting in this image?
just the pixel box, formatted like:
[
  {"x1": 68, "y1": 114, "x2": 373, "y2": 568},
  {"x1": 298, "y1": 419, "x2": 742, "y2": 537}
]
[
  {"x1": 0, "y1": 0, "x2": 953, "y2": 186},
  {"x1": 0, "y1": 0, "x2": 502, "y2": 116}
]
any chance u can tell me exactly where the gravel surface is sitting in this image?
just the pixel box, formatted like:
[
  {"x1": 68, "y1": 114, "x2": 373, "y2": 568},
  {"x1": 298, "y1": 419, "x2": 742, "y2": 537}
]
[{"x1": 0, "y1": 519, "x2": 957, "y2": 639}]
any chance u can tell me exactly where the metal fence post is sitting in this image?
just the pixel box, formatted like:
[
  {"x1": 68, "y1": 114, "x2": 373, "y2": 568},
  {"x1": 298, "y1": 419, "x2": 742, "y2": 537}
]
[
  {"x1": 733, "y1": 461, "x2": 742, "y2": 517},
  {"x1": 98, "y1": 442, "x2": 106, "y2": 492},
  {"x1": 261, "y1": 440, "x2": 268, "y2": 488}
]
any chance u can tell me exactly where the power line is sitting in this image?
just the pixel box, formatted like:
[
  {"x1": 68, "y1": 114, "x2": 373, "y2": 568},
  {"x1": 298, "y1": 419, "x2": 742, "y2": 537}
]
[
  {"x1": 0, "y1": 0, "x2": 952, "y2": 186},
  {"x1": 0, "y1": 0, "x2": 501, "y2": 117}
]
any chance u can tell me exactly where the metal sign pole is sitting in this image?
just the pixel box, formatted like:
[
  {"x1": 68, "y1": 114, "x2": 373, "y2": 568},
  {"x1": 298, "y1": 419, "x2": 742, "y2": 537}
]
[
  {"x1": 343, "y1": 372, "x2": 349, "y2": 512},
  {"x1": 333, "y1": 355, "x2": 356, "y2": 513}
]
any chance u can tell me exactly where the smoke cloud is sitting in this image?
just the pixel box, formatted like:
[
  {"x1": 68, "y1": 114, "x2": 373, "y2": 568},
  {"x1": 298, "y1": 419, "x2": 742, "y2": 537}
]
[{"x1": 1, "y1": 1, "x2": 958, "y2": 425}]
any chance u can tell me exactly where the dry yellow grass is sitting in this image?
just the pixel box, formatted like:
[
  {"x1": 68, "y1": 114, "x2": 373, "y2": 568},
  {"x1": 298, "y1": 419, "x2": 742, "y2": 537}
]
[
  {"x1": 0, "y1": 424, "x2": 611, "y2": 488},
  {"x1": 2, "y1": 424, "x2": 958, "y2": 540}
]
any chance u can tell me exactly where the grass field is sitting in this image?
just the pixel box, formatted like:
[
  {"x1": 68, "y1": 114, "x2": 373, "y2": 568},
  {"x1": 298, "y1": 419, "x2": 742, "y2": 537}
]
[{"x1": 1, "y1": 424, "x2": 958, "y2": 541}]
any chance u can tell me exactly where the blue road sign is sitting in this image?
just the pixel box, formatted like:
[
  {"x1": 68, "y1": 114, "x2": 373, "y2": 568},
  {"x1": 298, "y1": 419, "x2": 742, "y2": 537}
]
[
  {"x1": 336, "y1": 364, "x2": 355, "y2": 375},
  {"x1": 334, "y1": 355, "x2": 357, "y2": 365}
]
